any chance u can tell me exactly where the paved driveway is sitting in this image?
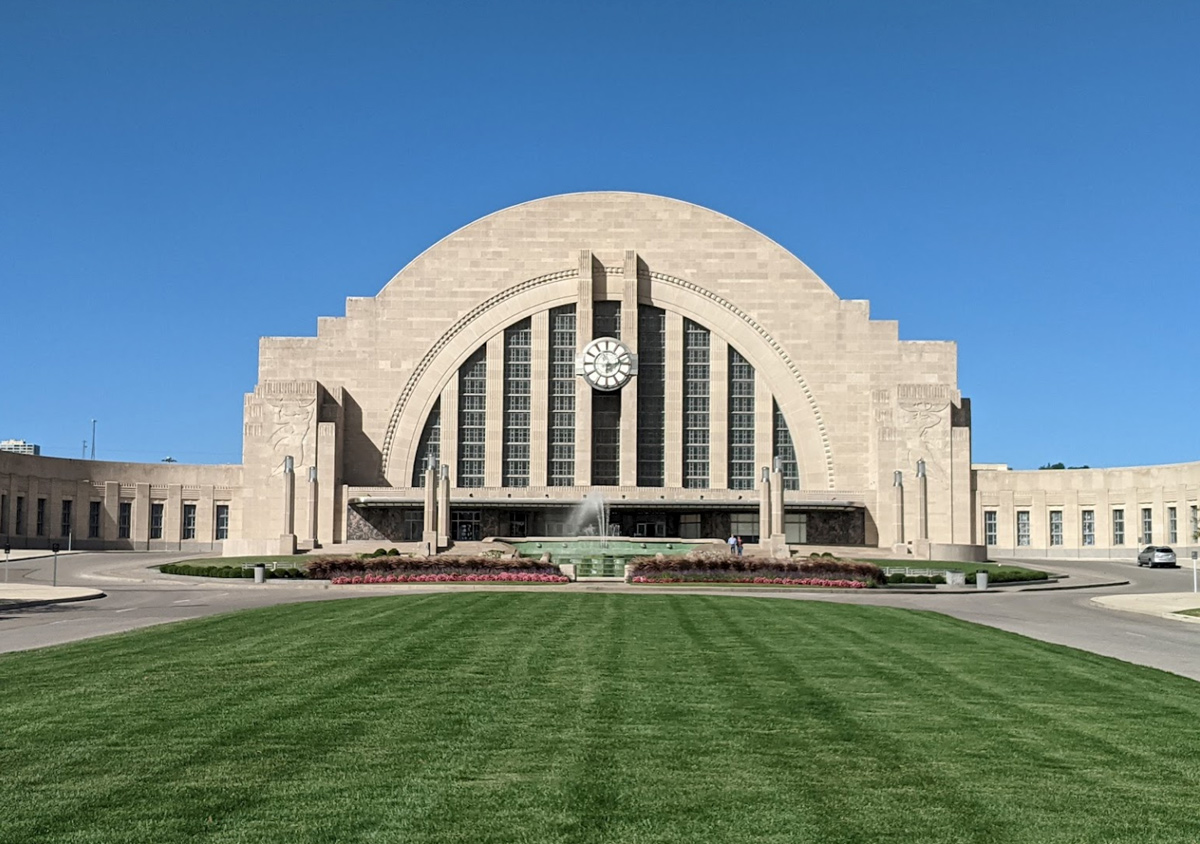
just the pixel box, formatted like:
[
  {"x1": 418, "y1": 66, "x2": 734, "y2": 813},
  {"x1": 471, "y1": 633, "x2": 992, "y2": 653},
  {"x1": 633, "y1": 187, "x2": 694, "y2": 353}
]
[{"x1": 2, "y1": 552, "x2": 1198, "y2": 681}]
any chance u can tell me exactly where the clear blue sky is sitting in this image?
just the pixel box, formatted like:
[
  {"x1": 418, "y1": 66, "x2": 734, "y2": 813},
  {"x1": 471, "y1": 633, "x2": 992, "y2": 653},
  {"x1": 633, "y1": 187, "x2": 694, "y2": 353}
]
[{"x1": 2, "y1": 1, "x2": 1196, "y2": 469}]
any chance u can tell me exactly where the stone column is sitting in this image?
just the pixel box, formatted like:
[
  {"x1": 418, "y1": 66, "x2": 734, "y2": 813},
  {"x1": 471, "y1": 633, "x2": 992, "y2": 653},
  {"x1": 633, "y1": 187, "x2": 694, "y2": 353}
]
[
  {"x1": 280, "y1": 456, "x2": 296, "y2": 554},
  {"x1": 916, "y1": 460, "x2": 929, "y2": 541},
  {"x1": 437, "y1": 465, "x2": 451, "y2": 549},
  {"x1": 771, "y1": 463, "x2": 785, "y2": 538},
  {"x1": 758, "y1": 466, "x2": 772, "y2": 544},
  {"x1": 307, "y1": 467, "x2": 319, "y2": 547},
  {"x1": 422, "y1": 466, "x2": 437, "y2": 554}
]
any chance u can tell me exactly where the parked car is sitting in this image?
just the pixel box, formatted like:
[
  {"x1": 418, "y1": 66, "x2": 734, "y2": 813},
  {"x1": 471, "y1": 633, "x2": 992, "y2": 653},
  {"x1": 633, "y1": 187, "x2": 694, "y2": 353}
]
[{"x1": 1137, "y1": 546, "x2": 1177, "y2": 567}]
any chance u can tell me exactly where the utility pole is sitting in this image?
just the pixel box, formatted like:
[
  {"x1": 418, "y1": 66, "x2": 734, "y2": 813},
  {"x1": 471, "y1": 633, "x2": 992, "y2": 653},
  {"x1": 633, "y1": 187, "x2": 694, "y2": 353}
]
[{"x1": 90, "y1": 419, "x2": 96, "y2": 460}]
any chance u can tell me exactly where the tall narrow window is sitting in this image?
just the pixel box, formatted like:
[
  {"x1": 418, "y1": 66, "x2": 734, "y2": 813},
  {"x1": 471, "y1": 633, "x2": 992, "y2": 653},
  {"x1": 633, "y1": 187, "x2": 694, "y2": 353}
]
[
  {"x1": 36, "y1": 498, "x2": 47, "y2": 537},
  {"x1": 548, "y1": 305, "x2": 576, "y2": 486},
  {"x1": 502, "y1": 319, "x2": 532, "y2": 487},
  {"x1": 636, "y1": 305, "x2": 666, "y2": 487},
  {"x1": 150, "y1": 503, "x2": 164, "y2": 539},
  {"x1": 773, "y1": 402, "x2": 800, "y2": 490},
  {"x1": 88, "y1": 501, "x2": 101, "y2": 538},
  {"x1": 15, "y1": 496, "x2": 25, "y2": 535},
  {"x1": 683, "y1": 319, "x2": 710, "y2": 488},
  {"x1": 1049, "y1": 510, "x2": 1063, "y2": 546},
  {"x1": 457, "y1": 346, "x2": 487, "y2": 488},
  {"x1": 411, "y1": 399, "x2": 441, "y2": 487},
  {"x1": 1082, "y1": 510, "x2": 1095, "y2": 546},
  {"x1": 0, "y1": 494, "x2": 7, "y2": 533},
  {"x1": 728, "y1": 347, "x2": 755, "y2": 490},
  {"x1": 216, "y1": 504, "x2": 229, "y2": 540},
  {"x1": 1168, "y1": 506, "x2": 1177, "y2": 544},
  {"x1": 118, "y1": 502, "x2": 132, "y2": 539},
  {"x1": 549, "y1": 307, "x2": 576, "y2": 485},
  {"x1": 984, "y1": 511, "x2": 997, "y2": 545},
  {"x1": 1016, "y1": 510, "x2": 1030, "y2": 546},
  {"x1": 1141, "y1": 507, "x2": 1153, "y2": 545},
  {"x1": 182, "y1": 504, "x2": 197, "y2": 540},
  {"x1": 60, "y1": 499, "x2": 72, "y2": 538},
  {"x1": 591, "y1": 393, "x2": 621, "y2": 486},
  {"x1": 593, "y1": 301, "x2": 621, "y2": 339},
  {"x1": 1112, "y1": 509, "x2": 1125, "y2": 545}
]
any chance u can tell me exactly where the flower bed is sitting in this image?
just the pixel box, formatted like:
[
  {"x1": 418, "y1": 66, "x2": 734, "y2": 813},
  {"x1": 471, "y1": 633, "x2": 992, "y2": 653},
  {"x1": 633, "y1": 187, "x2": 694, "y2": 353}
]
[
  {"x1": 310, "y1": 553, "x2": 565, "y2": 584},
  {"x1": 632, "y1": 575, "x2": 866, "y2": 588},
  {"x1": 628, "y1": 550, "x2": 884, "y2": 587},
  {"x1": 331, "y1": 571, "x2": 569, "y2": 585}
]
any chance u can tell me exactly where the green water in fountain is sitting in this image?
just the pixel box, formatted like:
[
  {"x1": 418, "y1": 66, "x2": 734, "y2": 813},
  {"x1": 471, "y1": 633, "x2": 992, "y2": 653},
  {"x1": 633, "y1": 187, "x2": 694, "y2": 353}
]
[{"x1": 511, "y1": 540, "x2": 699, "y2": 578}]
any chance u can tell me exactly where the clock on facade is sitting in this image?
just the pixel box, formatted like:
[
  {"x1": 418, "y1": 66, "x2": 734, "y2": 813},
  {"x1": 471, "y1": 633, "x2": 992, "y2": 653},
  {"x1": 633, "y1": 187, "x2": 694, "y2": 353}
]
[{"x1": 576, "y1": 337, "x2": 638, "y2": 391}]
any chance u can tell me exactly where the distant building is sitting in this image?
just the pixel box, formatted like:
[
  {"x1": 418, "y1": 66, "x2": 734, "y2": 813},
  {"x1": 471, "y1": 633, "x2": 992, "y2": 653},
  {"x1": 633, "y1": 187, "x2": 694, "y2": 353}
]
[
  {"x1": 0, "y1": 440, "x2": 40, "y2": 456},
  {"x1": 0, "y1": 193, "x2": 1195, "y2": 558}
]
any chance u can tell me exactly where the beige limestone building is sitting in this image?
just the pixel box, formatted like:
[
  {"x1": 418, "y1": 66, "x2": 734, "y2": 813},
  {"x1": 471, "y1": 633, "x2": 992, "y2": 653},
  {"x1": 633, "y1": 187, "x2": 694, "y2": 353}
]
[{"x1": 2, "y1": 193, "x2": 1196, "y2": 560}]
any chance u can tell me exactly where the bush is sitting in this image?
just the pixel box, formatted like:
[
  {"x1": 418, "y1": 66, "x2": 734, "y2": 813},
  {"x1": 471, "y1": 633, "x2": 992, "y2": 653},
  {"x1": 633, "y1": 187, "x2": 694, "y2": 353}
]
[
  {"x1": 159, "y1": 563, "x2": 306, "y2": 579},
  {"x1": 306, "y1": 554, "x2": 562, "y2": 581},
  {"x1": 966, "y1": 569, "x2": 1048, "y2": 584},
  {"x1": 628, "y1": 552, "x2": 884, "y2": 586}
]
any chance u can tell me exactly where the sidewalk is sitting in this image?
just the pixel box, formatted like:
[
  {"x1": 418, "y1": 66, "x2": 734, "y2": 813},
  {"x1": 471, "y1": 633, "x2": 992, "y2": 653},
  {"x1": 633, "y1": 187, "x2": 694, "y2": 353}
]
[{"x1": 1091, "y1": 592, "x2": 1200, "y2": 624}]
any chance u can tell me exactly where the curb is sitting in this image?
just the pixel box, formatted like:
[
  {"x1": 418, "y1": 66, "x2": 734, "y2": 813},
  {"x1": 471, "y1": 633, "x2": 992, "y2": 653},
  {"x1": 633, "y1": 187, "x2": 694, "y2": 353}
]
[
  {"x1": 1018, "y1": 580, "x2": 1130, "y2": 592},
  {"x1": 0, "y1": 590, "x2": 107, "y2": 611}
]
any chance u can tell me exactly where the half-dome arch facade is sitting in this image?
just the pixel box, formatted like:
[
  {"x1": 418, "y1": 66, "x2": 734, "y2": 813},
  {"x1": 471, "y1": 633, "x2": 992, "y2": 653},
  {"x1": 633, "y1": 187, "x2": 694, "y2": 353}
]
[{"x1": 238, "y1": 192, "x2": 975, "y2": 554}]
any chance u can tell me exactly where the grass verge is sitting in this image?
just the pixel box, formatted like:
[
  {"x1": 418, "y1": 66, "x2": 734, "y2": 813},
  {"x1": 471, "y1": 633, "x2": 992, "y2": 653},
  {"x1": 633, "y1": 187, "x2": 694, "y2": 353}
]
[{"x1": 2, "y1": 594, "x2": 1199, "y2": 843}]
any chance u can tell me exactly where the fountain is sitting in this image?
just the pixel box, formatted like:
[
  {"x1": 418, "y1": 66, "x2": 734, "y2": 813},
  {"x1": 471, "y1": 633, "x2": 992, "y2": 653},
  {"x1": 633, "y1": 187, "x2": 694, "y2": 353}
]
[{"x1": 509, "y1": 493, "x2": 698, "y2": 578}]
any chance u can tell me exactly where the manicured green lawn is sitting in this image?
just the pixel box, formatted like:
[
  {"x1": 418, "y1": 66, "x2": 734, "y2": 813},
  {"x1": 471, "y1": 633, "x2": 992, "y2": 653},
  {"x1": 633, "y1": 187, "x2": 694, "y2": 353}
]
[{"x1": 3, "y1": 594, "x2": 1199, "y2": 843}]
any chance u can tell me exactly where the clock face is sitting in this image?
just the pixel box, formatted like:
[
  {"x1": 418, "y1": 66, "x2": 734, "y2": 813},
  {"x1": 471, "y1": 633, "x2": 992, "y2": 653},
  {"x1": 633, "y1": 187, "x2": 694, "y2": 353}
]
[{"x1": 577, "y1": 337, "x2": 637, "y2": 391}]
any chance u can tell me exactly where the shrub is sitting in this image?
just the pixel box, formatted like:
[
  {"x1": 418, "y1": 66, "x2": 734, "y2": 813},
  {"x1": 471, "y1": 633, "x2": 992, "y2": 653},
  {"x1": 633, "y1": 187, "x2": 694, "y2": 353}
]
[
  {"x1": 307, "y1": 554, "x2": 562, "y2": 581},
  {"x1": 966, "y1": 569, "x2": 1048, "y2": 584},
  {"x1": 628, "y1": 552, "x2": 884, "y2": 586},
  {"x1": 159, "y1": 563, "x2": 307, "y2": 579}
]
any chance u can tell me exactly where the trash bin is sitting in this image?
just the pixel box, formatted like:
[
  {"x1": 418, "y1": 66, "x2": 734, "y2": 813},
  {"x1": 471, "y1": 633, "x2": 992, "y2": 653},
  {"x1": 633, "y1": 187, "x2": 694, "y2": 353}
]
[
  {"x1": 976, "y1": 571, "x2": 988, "y2": 590},
  {"x1": 254, "y1": 564, "x2": 266, "y2": 584}
]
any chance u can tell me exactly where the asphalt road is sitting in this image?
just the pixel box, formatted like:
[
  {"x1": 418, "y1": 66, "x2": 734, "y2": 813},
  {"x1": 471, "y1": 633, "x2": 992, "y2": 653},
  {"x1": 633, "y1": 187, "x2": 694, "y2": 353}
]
[{"x1": 2, "y1": 552, "x2": 1198, "y2": 681}]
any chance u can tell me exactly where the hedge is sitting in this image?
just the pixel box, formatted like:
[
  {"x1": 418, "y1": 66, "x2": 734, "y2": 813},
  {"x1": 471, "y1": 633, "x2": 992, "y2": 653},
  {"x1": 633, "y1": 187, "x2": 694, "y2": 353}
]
[
  {"x1": 158, "y1": 563, "x2": 307, "y2": 579},
  {"x1": 628, "y1": 551, "x2": 885, "y2": 586},
  {"x1": 306, "y1": 554, "x2": 560, "y2": 581}
]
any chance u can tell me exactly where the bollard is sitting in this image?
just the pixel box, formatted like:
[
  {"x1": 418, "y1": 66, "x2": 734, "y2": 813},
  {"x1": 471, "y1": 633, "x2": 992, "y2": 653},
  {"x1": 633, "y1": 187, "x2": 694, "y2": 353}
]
[
  {"x1": 254, "y1": 563, "x2": 266, "y2": 584},
  {"x1": 976, "y1": 570, "x2": 989, "y2": 590}
]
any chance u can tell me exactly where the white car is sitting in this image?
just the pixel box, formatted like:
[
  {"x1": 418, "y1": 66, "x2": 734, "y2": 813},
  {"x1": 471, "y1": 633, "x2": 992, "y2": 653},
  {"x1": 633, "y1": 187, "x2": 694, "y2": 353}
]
[{"x1": 1137, "y1": 546, "x2": 1177, "y2": 567}]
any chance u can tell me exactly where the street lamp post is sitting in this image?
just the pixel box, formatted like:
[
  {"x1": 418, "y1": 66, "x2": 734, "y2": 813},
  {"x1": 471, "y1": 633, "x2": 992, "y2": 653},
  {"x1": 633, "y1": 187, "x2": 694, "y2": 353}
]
[{"x1": 52, "y1": 542, "x2": 60, "y2": 587}]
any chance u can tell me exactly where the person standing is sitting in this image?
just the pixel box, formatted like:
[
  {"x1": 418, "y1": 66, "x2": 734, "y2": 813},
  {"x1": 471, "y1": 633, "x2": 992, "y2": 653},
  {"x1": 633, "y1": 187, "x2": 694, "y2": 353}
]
[
  {"x1": 728, "y1": 534, "x2": 737, "y2": 555},
  {"x1": 735, "y1": 535, "x2": 744, "y2": 557}
]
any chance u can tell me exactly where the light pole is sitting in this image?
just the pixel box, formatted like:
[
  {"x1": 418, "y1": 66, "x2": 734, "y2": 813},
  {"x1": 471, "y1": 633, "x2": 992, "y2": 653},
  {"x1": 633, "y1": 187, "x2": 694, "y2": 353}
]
[
  {"x1": 90, "y1": 420, "x2": 97, "y2": 460},
  {"x1": 3, "y1": 541, "x2": 9, "y2": 584},
  {"x1": 52, "y1": 542, "x2": 60, "y2": 587}
]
